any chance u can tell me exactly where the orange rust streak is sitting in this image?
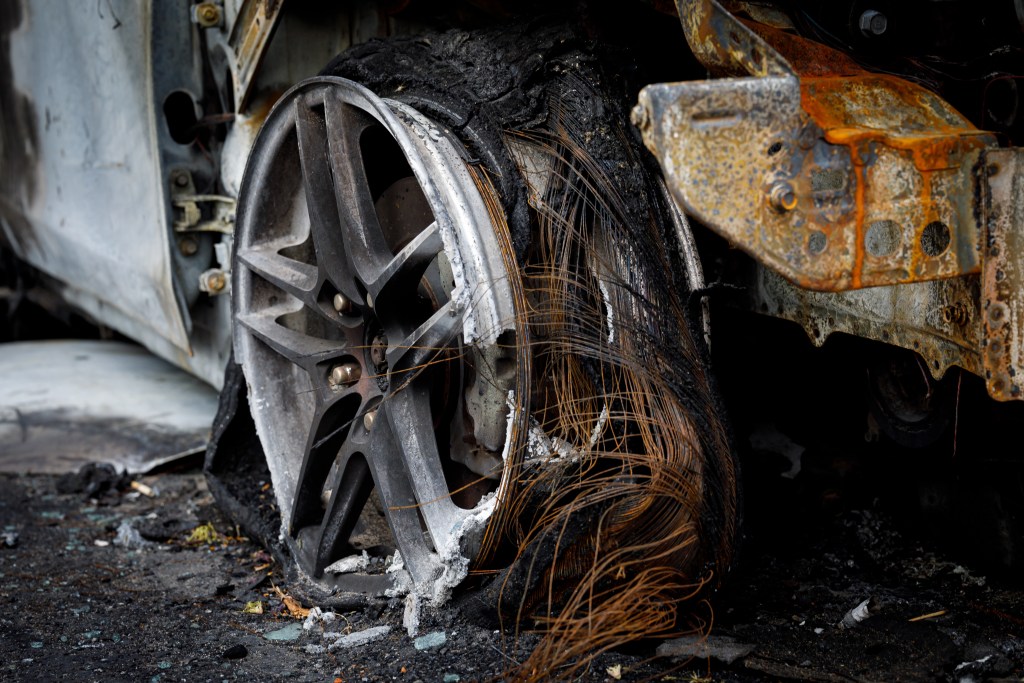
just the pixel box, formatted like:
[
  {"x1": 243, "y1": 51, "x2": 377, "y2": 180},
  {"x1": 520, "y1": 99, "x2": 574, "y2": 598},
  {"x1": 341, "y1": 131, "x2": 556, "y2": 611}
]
[{"x1": 851, "y1": 147, "x2": 866, "y2": 289}]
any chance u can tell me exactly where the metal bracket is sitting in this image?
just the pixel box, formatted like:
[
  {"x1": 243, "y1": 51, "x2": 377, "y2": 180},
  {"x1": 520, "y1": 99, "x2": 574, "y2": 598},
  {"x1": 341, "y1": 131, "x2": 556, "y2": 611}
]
[
  {"x1": 229, "y1": 0, "x2": 285, "y2": 113},
  {"x1": 173, "y1": 194, "x2": 236, "y2": 234},
  {"x1": 981, "y1": 149, "x2": 1024, "y2": 400},
  {"x1": 635, "y1": 0, "x2": 1024, "y2": 402},
  {"x1": 636, "y1": 0, "x2": 997, "y2": 292}
]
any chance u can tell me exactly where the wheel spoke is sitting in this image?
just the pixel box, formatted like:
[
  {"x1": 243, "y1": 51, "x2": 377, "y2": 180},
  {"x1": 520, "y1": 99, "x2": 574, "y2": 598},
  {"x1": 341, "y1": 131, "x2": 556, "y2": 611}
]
[
  {"x1": 322, "y1": 92, "x2": 394, "y2": 284},
  {"x1": 315, "y1": 447, "x2": 373, "y2": 575},
  {"x1": 236, "y1": 243, "x2": 318, "y2": 308},
  {"x1": 294, "y1": 96, "x2": 359, "y2": 297},
  {"x1": 386, "y1": 300, "x2": 461, "y2": 390},
  {"x1": 236, "y1": 306, "x2": 350, "y2": 370},
  {"x1": 368, "y1": 220, "x2": 442, "y2": 300},
  {"x1": 364, "y1": 405, "x2": 444, "y2": 585},
  {"x1": 383, "y1": 380, "x2": 465, "y2": 550},
  {"x1": 290, "y1": 391, "x2": 362, "y2": 533}
]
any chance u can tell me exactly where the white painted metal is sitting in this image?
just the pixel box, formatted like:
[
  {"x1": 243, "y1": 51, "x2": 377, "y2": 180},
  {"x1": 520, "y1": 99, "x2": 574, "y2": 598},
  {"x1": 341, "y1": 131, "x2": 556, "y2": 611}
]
[{"x1": 0, "y1": 340, "x2": 219, "y2": 474}]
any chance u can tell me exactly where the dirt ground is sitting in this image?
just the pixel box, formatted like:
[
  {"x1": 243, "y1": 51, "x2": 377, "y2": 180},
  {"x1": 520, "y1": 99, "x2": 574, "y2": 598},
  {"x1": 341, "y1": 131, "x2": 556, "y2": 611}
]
[{"x1": 2, "y1": 456, "x2": 1023, "y2": 683}]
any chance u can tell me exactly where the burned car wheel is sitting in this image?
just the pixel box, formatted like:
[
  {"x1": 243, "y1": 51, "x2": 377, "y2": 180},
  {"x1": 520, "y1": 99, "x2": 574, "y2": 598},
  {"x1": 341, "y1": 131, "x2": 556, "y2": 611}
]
[
  {"x1": 229, "y1": 23, "x2": 738, "y2": 673},
  {"x1": 233, "y1": 77, "x2": 522, "y2": 593}
]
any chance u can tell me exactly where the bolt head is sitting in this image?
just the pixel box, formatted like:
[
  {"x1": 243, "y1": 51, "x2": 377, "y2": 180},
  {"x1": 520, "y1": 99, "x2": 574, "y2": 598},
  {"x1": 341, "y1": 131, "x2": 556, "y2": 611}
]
[
  {"x1": 206, "y1": 271, "x2": 226, "y2": 292},
  {"x1": 333, "y1": 293, "x2": 351, "y2": 313},
  {"x1": 859, "y1": 10, "x2": 888, "y2": 37},
  {"x1": 173, "y1": 172, "x2": 189, "y2": 188},
  {"x1": 329, "y1": 362, "x2": 361, "y2": 387},
  {"x1": 179, "y1": 237, "x2": 199, "y2": 256},
  {"x1": 365, "y1": 292, "x2": 374, "y2": 309},
  {"x1": 363, "y1": 411, "x2": 376, "y2": 431},
  {"x1": 630, "y1": 103, "x2": 650, "y2": 130},
  {"x1": 768, "y1": 181, "x2": 797, "y2": 212}
]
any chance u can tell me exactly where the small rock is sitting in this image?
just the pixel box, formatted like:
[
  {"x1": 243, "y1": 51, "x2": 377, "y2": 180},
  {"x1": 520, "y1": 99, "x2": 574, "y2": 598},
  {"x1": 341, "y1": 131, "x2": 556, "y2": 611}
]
[
  {"x1": 2, "y1": 531, "x2": 18, "y2": 548},
  {"x1": 30, "y1": 642, "x2": 42, "y2": 649},
  {"x1": 326, "y1": 625, "x2": 391, "y2": 651},
  {"x1": 414, "y1": 631, "x2": 446, "y2": 651},
  {"x1": 157, "y1": 661, "x2": 172, "y2": 669},
  {"x1": 222, "y1": 644, "x2": 248, "y2": 660},
  {"x1": 443, "y1": 675, "x2": 460, "y2": 683},
  {"x1": 264, "y1": 623, "x2": 304, "y2": 641},
  {"x1": 304, "y1": 644, "x2": 325, "y2": 654},
  {"x1": 113, "y1": 521, "x2": 151, "y2": 550},
  {"x1": 656, "y1": 634, "x2": 755, "y2": 664},
  {"x1": 839, "y1": 597, "x2": 879, "y2": 629},
  {"x1": 302, "y1": 606, "x2": 337, "y2": 630}
]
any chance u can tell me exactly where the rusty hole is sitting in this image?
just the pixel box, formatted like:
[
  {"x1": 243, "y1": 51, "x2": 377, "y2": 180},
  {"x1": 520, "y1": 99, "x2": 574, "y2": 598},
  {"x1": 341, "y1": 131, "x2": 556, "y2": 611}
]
[
  {"x1": 913, "y1": 340, "x2": 920, "y2": 349},
  {"x1": 811, "y1": 168, "x2": 845, "y2": 193},
  {"x1": 990, "y1": 304, "x2": 1006, "y2": 323},
  {"x1": 808, "y1": 230, "x2": 827, "y2": 255},
  {"x1": 767, "y1": 141, "x2": 783, "y2": 156},
  {"x1": 996, "y1": 268, "x2": 1006, "y2": 282},
  {"x1": 865, "y1": 220, "x2": 900, "y2": 257},
  {"x1": 920, "y1": 221, "x2": 951, "y2": 257}
]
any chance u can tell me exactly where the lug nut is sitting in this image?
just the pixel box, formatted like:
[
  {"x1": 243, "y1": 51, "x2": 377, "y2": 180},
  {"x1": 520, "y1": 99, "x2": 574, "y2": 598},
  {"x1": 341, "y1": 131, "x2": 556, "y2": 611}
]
[
  {"x1": 363, "y1": 410, "x2": 377, "y2": 431},
  {"x1": 328, "y1": 362, "x2": 361, "y2": 387},
  {"x1": 333, "y1": 293, "x2": 351, "y2": 313},
  {"x1": 859, "y1": 10, "x2": 888, "y2": 37},
  {"x1": 768, "y1": 181, "x2": 797, "y2": 212}
]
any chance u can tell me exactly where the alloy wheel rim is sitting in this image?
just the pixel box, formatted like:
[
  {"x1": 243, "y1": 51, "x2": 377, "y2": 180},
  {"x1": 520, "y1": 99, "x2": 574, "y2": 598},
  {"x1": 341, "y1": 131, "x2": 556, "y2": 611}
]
[{"x1": 233, "y1": 77, "x2": 518, "y2": 591}]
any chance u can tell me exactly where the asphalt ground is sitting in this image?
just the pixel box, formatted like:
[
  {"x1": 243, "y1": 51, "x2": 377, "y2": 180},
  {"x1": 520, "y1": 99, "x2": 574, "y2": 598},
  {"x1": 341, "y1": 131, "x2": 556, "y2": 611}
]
[{"x1": 2, "y1": 457, "x2": 1023, "y2": 683}]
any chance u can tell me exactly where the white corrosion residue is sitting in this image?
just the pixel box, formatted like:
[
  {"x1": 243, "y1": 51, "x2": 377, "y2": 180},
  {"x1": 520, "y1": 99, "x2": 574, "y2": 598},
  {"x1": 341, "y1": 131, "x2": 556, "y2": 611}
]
[
  {"x1": 323, "y1": 550, "x2": 370, "y2": 575},
  {"x1": 384, "y1": 492, "x2": 499, "y2": 637},
  {"x1": 597, "y1": 278, "x2": 616, "y2": 344}
]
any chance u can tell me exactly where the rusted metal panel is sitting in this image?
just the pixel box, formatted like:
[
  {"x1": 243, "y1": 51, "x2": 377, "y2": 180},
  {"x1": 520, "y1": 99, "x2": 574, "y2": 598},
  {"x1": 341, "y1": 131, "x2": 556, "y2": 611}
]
[
  {"x1": 755, "y1": 268, "x2": 983, "y2": 383},
  {"x1": 637, "y1": 0, "x2": 997, "y2": 293},
  {"x1": 230, "y1": 0, "x2": 285, "y2": 113},
  {"x1": 981, "y1": 149, "x2": 1024, "y2": 401}
]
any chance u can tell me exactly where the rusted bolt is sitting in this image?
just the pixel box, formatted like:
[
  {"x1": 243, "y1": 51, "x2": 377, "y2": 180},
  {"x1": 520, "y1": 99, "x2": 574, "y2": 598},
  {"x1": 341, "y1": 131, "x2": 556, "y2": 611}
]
[
  {"x1": 859, "y1": 10, "x2": 888, "y2": 37},
  {"x1": 194, "y1": 2, "x2": 221, "y2": 28},
  {"x1": 630, "y1": 103, "x2": 650, "y2": 131},
  {"x1": 329, "y1": 362, "x2": 361, "y2": 387},
  {"x1": 333, "y1": 293, "x2": 352, "y2": 313},
  {"x1": 199, "y1": 268, "x2": 227, "y2": 294},
  {"x1": 941, "y1": 303, "x2": 970, "y2": 326},
  {"x1": 768, "y1": 181, "x2": 797, "y2": 212},
  {"x1": 363, "y1": 410, "x2": 377, "y2": 431},
  {"x1": 179, "y1": 236, "x2": 199, "y2": 256}
]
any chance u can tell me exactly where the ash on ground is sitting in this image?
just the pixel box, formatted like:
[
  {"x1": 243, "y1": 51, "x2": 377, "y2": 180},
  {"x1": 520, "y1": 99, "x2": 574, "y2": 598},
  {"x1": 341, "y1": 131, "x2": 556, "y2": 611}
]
[{"x1": 1, "y1": 461, "x2": 1022, "y2": 682}]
